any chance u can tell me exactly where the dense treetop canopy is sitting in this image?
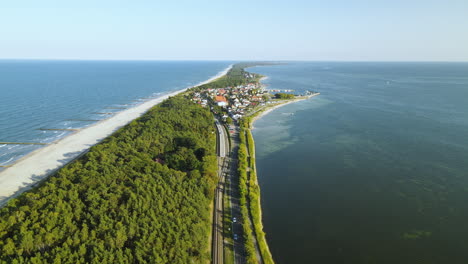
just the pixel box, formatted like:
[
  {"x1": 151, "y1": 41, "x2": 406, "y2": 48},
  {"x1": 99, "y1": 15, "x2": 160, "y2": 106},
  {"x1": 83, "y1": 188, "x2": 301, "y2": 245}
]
[{"x1": 0, "y1": 95, "x2": 218, "y2": 264}]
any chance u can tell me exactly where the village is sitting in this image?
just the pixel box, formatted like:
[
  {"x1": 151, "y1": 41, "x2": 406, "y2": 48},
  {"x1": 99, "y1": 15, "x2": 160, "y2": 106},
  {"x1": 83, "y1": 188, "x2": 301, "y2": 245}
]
[
  {"x1": 190, "y1": 81, "x2": 271, "y2": 121},
  {"x1": 190, "y1": 80, "x2": 318, "y2": 124}
]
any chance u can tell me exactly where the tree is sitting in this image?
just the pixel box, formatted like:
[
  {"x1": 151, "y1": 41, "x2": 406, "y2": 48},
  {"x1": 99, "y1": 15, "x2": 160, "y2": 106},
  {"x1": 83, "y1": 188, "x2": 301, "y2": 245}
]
[
  {"x1": 20, "y1": 231, "x2": 34, "y2": 255},
  {"x1": 2, "y1": 238, "x2": 16, "y2": 256},
  {"x1": 274, "y1": 93, "x2": 295, "y2": 99}
]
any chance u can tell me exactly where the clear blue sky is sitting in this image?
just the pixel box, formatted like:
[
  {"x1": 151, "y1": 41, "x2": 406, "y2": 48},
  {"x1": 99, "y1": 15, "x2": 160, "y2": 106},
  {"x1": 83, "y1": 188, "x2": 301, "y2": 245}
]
[{"x1": 1, "y1": 0, "x2": 467, "y2": 61}]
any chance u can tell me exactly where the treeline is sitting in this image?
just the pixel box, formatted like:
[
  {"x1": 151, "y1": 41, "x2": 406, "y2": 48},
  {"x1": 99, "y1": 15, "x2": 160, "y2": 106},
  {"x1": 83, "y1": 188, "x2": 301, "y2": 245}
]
[
  {"x1": 239, "y1": 118, "x2": 275, "y2": 264},
  {"x1": 274, "y1": 93, "x2": 295, "y2": 99},
  {"x1": 0, "y1": 95, "x2": 218, "y2": 264},
  {"x1": 196, "y1": 64, "x2": 264, "y2": 90},
  {"x1": 237, "y1": 125, "x2": 258, "y2": 264}
]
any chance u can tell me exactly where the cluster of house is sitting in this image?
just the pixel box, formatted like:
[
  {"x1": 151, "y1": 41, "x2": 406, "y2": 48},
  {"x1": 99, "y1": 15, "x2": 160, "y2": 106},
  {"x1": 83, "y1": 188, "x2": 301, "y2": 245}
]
[{"x1": 191, "y1": 82, "x2": 270, "y2": 120}]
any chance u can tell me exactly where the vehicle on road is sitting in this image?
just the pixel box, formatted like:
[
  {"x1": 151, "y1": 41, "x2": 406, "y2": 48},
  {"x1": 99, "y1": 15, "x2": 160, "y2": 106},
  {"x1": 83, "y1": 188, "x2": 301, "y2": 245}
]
[
  {"x1": 234, "y1": 234, "x2": 238, "y2": 240},
  {"x1": 232, "y1": 217, "x2": 237, "y2": 223}
]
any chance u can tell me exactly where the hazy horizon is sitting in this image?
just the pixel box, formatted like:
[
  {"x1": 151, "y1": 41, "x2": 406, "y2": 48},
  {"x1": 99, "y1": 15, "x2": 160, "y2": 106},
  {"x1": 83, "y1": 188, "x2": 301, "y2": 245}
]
[{"x1": 1, "y1": 59, "x2": 468, "y2": 63}]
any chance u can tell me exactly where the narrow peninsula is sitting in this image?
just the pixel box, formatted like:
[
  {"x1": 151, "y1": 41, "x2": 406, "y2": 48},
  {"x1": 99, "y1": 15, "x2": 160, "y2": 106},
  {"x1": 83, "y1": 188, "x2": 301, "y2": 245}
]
[{"x1": 189, "y1": 63, "x2": 319, "y2": 264}]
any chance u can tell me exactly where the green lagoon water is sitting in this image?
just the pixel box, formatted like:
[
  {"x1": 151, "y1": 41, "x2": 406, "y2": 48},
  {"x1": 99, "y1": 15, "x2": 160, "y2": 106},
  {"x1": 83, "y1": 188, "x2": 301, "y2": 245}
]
[{"x1": 250, "y1": 62, "x2": 468, "y2": 264}]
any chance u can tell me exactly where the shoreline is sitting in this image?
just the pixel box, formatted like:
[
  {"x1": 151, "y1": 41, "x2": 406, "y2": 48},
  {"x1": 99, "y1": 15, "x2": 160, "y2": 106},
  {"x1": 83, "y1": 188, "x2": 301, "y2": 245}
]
[
  {"x1": 0, "y1": 64, "x2": 232, "y2": 206},
  {"x1": 243, "y1": 87, "x2": 320, "y2": 264},
  {"x1": 250, "y1": 93, "x2": 320, "y2": 128}
]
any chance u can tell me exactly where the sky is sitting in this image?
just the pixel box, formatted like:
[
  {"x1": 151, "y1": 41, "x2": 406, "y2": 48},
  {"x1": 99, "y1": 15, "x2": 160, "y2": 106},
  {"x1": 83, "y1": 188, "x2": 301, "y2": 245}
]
[{"x1": 1, "y1": 0, "x2": 467, "y2": 61}]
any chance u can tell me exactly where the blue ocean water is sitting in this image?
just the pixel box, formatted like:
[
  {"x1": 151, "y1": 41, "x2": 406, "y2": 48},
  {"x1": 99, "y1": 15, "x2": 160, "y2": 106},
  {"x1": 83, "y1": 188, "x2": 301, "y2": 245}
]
[
  {"x1": 0, "y1": 60, "x2": 231, "y2": 167},
  {"x1": 250, "y1": 62, "x2": 468, "y2": 264}
]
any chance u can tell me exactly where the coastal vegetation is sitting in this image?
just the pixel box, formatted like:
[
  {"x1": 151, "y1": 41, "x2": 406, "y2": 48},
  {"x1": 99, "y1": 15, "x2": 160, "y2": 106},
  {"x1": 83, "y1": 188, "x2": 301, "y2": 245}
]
[
  {"x1": 0, "y1": 96, "x2": 218, "y2": 263},
  {"x1": 238, "y1": 118, "x2": 275, "y2": 264},
  {"x1": 274, "y1": 93, "x2": 295, "y2": 99},
  {"x1": 237, "y1": 127, "x2": 258, "y2": 264}
]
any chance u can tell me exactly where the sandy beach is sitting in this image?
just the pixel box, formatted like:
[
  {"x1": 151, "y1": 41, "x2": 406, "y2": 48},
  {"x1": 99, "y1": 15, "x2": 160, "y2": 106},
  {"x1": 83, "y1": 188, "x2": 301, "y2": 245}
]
[
  {"x1": 251, "y1": 93, "x2": 320, "y2": 128},
  {"x1": 0, "y1": 65, "x2": 232, "y2": 206}
]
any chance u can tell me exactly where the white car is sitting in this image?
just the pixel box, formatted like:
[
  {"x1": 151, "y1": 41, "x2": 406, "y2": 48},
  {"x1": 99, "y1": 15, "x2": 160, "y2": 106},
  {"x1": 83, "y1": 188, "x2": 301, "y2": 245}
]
[
  {"x1": 232, "y1": 217, "x2": 237, "y2": 223},
  {"x1": 234, "y1": 234, "x2": 238, "y2": 240}
]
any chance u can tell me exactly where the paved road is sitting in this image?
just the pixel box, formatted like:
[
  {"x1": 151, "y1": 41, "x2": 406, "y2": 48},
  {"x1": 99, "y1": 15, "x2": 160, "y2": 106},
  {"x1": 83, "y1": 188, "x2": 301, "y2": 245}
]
[
  {"x1": 213, "y1": 121, "x2": 248, "y2": 264},
  {"x1": 226, "y1": 124, "x2": 246, "y2": 264}
]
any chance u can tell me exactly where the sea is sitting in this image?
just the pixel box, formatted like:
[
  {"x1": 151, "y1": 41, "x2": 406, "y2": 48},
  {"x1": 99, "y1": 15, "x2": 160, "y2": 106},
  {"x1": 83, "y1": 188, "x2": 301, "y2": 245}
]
[
  {"x1": 0, "y1": 60, "x2": 231, "y2": 168},
  {"x1": 249, "y1": 62, "x2": 468, "y2": 264}
]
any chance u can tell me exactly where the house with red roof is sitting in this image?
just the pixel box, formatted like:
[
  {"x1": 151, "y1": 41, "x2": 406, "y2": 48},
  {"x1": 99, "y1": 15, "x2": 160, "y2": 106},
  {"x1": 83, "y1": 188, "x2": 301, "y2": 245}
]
[{"x1": 215, "y1": 95, "x2": 228, "y2": 107}]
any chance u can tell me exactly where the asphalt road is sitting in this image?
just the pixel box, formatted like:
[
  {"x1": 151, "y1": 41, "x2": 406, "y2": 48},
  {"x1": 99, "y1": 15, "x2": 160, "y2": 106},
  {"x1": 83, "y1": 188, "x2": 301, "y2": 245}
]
[
  {"x1": 213, "y1": 120, "x2": 247, "y2": 264},
  {"x1": 226, "y1": 124, "x2": 246, "y2": 264}
]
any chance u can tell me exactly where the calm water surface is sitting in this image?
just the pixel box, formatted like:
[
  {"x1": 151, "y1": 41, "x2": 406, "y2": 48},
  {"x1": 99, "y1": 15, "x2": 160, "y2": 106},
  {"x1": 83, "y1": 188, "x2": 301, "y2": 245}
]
[{"x1": 250, "y1": 62, "x2": 468, "y2": 264}]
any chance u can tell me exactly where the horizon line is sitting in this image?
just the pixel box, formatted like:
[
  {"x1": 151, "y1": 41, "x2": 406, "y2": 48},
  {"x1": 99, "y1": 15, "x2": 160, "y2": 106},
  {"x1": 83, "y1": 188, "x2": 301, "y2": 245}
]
[{"x1": 1, "y1": 58, "x2": 468, "y2": 63}]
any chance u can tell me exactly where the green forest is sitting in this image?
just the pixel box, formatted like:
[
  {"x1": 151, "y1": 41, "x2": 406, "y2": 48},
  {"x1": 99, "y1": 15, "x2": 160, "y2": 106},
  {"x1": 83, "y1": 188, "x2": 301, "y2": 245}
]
[
  {"x1": 274, "y1": 93, "x2": 295, "y2": 99},
  {"x1": 0, "y1": 95, "x2": 218, "y2": 264},
  {"x1": 237, "y1": 124, "x2": 257, "y2": 264}
]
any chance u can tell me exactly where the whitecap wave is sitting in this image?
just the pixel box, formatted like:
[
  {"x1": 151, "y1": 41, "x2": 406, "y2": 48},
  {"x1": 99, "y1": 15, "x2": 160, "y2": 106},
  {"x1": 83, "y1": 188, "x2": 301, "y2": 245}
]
[{"x1": 0, "y1": 156, "x2": 14, "y2": 165}]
